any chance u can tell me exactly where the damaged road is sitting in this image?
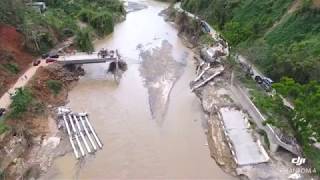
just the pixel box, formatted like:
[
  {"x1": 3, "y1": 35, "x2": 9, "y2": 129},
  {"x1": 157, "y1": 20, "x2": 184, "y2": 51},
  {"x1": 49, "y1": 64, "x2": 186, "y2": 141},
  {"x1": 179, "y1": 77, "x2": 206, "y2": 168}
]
[{"x1": 164, "y1": 3, "x2": 314, "y2": 179}]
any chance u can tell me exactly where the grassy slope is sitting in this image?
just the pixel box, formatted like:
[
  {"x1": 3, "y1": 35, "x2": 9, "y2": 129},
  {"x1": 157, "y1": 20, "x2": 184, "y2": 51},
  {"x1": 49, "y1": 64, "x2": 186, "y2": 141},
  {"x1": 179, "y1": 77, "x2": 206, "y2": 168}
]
[
  {"x1": 182, "y1": 0, "x2": 320, "y2": 83},
  {"x1": 181, "y1": 0, "x2": 320, "y2": 174}
]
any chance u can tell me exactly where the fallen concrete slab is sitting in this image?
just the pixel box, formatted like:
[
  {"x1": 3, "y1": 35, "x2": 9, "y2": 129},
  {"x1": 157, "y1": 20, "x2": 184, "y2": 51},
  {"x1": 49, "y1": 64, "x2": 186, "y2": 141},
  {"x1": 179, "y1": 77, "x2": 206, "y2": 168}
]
[{"x1": 219, "y1": 107, "x2": 270, "y2": 166}]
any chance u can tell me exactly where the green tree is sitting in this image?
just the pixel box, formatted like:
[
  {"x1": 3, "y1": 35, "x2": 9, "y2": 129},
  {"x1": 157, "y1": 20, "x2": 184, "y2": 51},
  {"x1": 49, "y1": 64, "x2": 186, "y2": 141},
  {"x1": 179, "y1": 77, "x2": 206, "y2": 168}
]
[
  {"x1": 91, "y1": 12, "x2": 114, "y2": 35},
  {"x1": 75, "y1": 28, "x2": 94, "y2": 53},
  {"x1": 224, "y1": 21, "x2": 251, "y2": 45},
  {"x1": 8, "y1": 88, "x2": 33, "y2": 119},
  {"x1": 273, "y1": 78, "x2": 320, "y2": 142}
]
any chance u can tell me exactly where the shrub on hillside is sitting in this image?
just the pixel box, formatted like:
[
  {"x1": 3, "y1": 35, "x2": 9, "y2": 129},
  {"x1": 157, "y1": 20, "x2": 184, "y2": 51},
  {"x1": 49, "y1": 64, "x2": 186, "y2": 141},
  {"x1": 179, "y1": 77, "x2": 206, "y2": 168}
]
[
  {"x1": 8, "y1": 88, "x2": 33, "y2": 119},
  {"x1": 2, "y1": 63, "x2": 20, "y2": 74},
  {"x1": 79, "y1": 9, "x2": 114, "y2": 36},
  {"x1": 224, "y1": 21, "x2": 252, "y2": 45},
  {"x1": 91, "y1": 12, "x2": 114, "y2": 35},
  {"x1": 75, "y1": 28, "x2": 94, "y2": 53},
  {"x1": 46, "y1": 80, "x2": 62, "y2": 96}
]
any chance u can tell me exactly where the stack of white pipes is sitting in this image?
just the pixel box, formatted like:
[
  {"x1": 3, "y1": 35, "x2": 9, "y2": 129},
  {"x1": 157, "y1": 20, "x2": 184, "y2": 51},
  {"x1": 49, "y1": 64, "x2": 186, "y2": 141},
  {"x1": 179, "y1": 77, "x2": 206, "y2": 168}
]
[{"x1": 62, "y1": 113, "x2": 103, "y2": 159}]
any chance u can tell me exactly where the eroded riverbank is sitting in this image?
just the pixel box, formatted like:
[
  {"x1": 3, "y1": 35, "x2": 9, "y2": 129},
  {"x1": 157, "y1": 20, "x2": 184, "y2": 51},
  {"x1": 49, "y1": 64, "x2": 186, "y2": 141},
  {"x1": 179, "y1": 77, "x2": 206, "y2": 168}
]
[
  {"x1": 42, "y1": 0, "x2": 235, "y2": 179},
  {"x1": 163, "y1": 3, "x2": 319, "y2": 180}
]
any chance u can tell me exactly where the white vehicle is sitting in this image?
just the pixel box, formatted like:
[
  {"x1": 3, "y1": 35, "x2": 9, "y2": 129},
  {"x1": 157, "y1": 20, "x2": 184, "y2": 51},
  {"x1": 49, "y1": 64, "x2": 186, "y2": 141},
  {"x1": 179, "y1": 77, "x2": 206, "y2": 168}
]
[{"x1": 27, "y1": 2, "x2": 47, "y2": 13}]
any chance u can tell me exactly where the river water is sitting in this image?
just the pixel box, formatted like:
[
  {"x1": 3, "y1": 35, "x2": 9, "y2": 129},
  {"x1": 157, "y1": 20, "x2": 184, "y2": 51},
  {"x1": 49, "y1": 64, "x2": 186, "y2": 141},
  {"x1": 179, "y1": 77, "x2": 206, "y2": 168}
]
[{"x1": 45, "y1": 0, "x2": 236, "y2": 179}]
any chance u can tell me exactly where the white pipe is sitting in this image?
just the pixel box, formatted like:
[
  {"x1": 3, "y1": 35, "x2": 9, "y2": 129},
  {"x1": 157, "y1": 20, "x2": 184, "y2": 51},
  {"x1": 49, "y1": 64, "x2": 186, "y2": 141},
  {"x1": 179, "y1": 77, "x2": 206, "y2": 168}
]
[
  {"x1": 84, "y1": 115, "x2": 103, "y2": 148},
  {"x1": 194, "y1": 65, "x2": 210, "y2": 82},
  {"x1": 192, "y1": 66, "x2": 224, "y2": 91},
  {"x1": 78, "y1": 112, "x2": 88, "y2": 116},
  {"x1": 73, "y1": 115, "x2": 91, "y2": 153},
  {"x1": 63, "y1": 115, "x2": 79, "y2": 159},
  {"x1": 192, "y1": 71, "x2": 221, "y2": 91},
  {"x1": 80, "y1": 116, "x2": 97, "y2": 151},
  {"x1": 196, "y1": 61, "x2": 205, "y2": 75},
  {"x1": 68, "y1": 114, "x2": 85, "y2": 157}
]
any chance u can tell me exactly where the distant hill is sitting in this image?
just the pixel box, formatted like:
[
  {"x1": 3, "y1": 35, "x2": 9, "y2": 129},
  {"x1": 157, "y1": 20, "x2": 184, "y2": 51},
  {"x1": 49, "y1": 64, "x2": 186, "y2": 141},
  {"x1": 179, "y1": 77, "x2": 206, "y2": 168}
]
[{"x1": 181, "y1": 0, "x2": 320, "y2": 83}]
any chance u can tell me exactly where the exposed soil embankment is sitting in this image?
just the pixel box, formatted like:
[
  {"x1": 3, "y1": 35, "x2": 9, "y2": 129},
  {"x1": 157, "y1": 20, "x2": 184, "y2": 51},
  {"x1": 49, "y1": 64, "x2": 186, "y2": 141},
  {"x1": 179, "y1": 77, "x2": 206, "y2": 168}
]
[
  {"x1": 0, "y1": 24, "x2": 35, "y2": 96},
  {"x1": 199, "y1": 78, "x2": 238, "y2": 175},
  {"x1": 0, "y1": 63, "x2": 83, "y2": 179},
  {"x1": 29, "y1": 64, "x2": 84, "y2": 108},
  {"x1": 160, "y1": 7, "x2": 202, "y2": 48},
  {"x1": 161, "y1": 7, "x2": 237, "y2": 174}
]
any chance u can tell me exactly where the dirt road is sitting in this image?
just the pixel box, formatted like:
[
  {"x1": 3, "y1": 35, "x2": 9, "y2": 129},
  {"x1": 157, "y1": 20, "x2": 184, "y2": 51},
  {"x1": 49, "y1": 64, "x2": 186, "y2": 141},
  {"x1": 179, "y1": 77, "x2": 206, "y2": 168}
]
[{"x1": 0, "y1": 60, "x2": 47, "y2": 109}]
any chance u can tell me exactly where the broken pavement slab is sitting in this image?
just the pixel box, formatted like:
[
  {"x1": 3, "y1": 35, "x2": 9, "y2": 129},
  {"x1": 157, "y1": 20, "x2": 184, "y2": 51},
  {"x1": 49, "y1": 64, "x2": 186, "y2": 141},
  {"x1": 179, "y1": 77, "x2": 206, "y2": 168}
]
[{"x1": 219, "y1": 107, "x2": 270, "y2": 166}]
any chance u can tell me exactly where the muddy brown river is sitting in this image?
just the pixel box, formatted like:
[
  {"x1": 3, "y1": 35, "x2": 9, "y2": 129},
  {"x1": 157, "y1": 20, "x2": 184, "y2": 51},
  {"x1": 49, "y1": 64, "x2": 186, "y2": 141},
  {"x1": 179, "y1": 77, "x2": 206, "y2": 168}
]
[{"x1": 44, "y1": 1, "x2": 236, "y2": 179}]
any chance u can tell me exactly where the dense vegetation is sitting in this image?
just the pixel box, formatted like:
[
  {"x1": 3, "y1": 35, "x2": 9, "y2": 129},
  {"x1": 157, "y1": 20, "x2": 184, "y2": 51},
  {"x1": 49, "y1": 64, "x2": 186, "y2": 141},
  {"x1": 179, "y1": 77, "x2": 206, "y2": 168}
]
[
  {"x1": 2, "y1": 63, "x2": 20, "y2": 74},
  {"x1": 46, "y1": 79, "x2": 63, "y2": 96},
  {"x1": 0, "y1": 0, "x2": 124, "y2": 54},
  {"x1": 75, "y1": 28, "x2": 94, "y2": 52},
  {"x1": 273, "y1": 78, "x2": 320, "y2": 143},
  {"x1": 273, "y1": 77, "x2": 320, "y2": 172},
  {"x1": 182, "y1": 0, "x2": 320, "y2": 83},
  {"x1": 181, "y1": 0, "x2": 320, "y2": 173},
  {"x1": 0, "y1": 121, "x2": 8, "y2": 134},
  {"x1": 7, "y1": 88, "x2": 33, "y2": 119}
]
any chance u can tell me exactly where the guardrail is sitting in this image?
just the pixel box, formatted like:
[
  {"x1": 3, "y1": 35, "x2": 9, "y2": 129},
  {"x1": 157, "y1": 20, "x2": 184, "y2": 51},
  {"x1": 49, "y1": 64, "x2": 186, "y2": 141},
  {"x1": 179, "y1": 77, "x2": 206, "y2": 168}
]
[{"x1": 232, "y1": 82, "x2": 301, "y2": 155}]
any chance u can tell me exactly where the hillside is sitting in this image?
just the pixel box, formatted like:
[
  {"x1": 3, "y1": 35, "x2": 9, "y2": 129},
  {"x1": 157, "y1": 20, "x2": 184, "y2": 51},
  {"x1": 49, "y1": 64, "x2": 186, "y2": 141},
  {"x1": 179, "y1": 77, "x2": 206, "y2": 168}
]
[
  {"x1": 0, "y1": 25, "x2": 35, "y2": 97},
  {"x1": 182, "y1": 0, "x2": 320, "y2": 83},
  {"x1": 181, "y1": 0, "x2": 320, "y2": 174},
  {"x1": 0, "y1": 0, "x2": 125, "y2": 97}
]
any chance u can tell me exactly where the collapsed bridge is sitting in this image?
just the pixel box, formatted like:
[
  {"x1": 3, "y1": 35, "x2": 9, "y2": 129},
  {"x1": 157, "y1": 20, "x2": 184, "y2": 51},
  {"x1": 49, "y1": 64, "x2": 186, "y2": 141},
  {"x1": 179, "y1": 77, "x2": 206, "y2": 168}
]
[{"x1": 56, "y1": 52, "x2": 117, "y2": 65}]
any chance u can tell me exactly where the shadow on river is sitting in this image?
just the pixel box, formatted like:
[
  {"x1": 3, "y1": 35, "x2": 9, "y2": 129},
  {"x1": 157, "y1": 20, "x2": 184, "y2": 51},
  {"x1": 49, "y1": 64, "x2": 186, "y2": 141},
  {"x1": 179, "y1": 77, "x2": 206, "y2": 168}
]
[{"x1": 42, "y1": 0, "x2": 237, "y2": 179}]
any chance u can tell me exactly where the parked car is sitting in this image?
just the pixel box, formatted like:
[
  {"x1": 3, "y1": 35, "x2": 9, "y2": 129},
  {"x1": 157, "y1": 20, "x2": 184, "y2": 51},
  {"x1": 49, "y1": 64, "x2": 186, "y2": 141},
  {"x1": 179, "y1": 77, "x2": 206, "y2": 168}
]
[
  {"x1": 255, "y1": 76, "x2": 273, "y2": 91},
  {"x1": 0, "y1": 108, "x2": 6, "y2": 117},
  {"x1": 42, "y1": 52, "x2": 59, "y2": 59},
  {"x1": 27, "y1": 2, "x2": 47, "y2": 13},
  {"x1": 200, "y1": 21, "x2": 211, "y2": 34},
  {"x1": 33, "y1": 59, "x2": 41, "y2": 66},
  {"x1": 41, "y1": 53, "x2": 49, "y2": 59},
  {"x1": 49, "y1": 53, "x2": 59, "y2": 58},
  {"x1": 46, "y1": 58, "x2": 57, "y2": 63},
  {"x1": 255, "y1": 75, "x2": 263, "y2": 84}
]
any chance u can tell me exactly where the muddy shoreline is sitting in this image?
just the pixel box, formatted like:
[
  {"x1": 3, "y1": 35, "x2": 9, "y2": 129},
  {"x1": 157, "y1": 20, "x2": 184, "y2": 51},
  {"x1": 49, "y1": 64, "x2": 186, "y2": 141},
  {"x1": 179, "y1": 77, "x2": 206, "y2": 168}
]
[{"x1": 160, "y1": 5, "x2": 238, "y2": 175}]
